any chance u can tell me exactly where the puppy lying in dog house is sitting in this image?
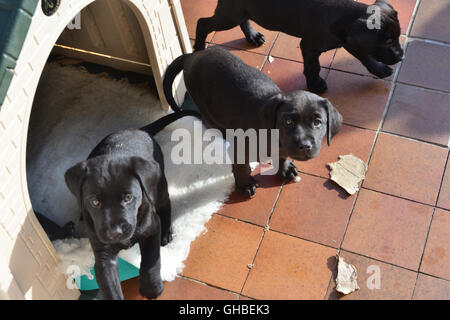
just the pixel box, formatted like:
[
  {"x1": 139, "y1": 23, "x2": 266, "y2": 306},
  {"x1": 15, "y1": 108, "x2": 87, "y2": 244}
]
[
  {"x1": 164, "y1": 46, "x2": 342, "y2": 198},
  {"x1": 193, "y1": 0, "x2": 404, "y2": 93}
]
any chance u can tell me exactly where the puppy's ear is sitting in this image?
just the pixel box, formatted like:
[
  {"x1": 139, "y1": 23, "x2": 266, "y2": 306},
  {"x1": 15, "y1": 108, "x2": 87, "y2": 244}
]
[
  {"x1": 259, "y1": 93, "x2": 285, "y2": 129},
  {"x1": 346, "y1": 18, "x2": 377, "y2": 54},
  {"x1": 65, "y1": 161, "x2": 88, "y2": 208},
  {"x1": 131, "y1": 157, "x2": 159, "y2": 204},
  {"x1": 321, "y1": 99, "x2": 343, "y2": 146}
]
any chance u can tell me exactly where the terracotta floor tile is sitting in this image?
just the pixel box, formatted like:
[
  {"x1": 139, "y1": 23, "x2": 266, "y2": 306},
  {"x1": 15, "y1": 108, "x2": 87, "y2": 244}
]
[
  {"x1": 342, "y1": 189, "x2": 433, "y2": 270},
  {"x1": 398, "y1": 40, "x2": 450, "y2": 92},
  {"x1": 211, "y1": 22, "x2": 279, "y2": 56},
  {"x1": 438, "y1": 161, "x2": 450, "y2": 210},
  {"x1": 358, "y1": 0, "x2": 417, "y2": 34},
  {"x1": 322, "y1": 70, "x2": 392, "y2": 130},
  {"x1": 270, "y1": 33, "x2": 336, "y2": 67},
  {"x1": 420, "y1": 209, "x2": 450, "y2": 281},
  {"x1": 295, "y1": 124, "x2": 376, "y2": 179},
  {"x1": 121, "y1": 277, "x2": 145, "y2": 300},
  {"x1": 411, "y1": 0, "x2": 450, "y2": 43},
  {"x1": 158, "y1": 277, "x2": 238, "y2": 300},
  {"x1": 270, "y1": 173, "x2": 355, "y2": 248},
  {"x1": 219, "y1": 164, "x2": 282, "y2": 226},
  {"x1": 325, "y1": 251, "x2": 417, "y2": 300},
  {"x1": 364, "y1": 134, "x2": 448, "y2": 205},
  {"x1": 413, "y1": 273, "x2": 450, "y2": 300},
  {"x1": 330, "y1": 48, "x2": 371, "y2": 77},
  {"x1": 262, "y1": 57, "x2": 328, "y2": 93},
  {"x1": 383, "y1": 83, "x2": 450, "y2": 147},
  {"x1": 242, "y1": 231, "x2": 336, "y2": 299},
  {"x1": 181, "y1": 0, "x2": 217, "y2": 42},
  {"x1": 122, "y1": 276, "x2": 238, "y2": 300},
  {"x1": 208, "y1": 45, "x2": 267, "y2": 70},
  {"x1": 182, "y1": 214, "x2": 263, "y2": 292}
]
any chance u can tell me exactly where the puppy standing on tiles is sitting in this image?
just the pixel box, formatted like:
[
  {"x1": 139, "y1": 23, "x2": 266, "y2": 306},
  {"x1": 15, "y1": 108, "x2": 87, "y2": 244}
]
[
  {"x1": 193, "y1": 0, "x2": 404, "y2": 93},
  {"x1": 163, "y1": 47, "x2": 342, "y2": 198}
]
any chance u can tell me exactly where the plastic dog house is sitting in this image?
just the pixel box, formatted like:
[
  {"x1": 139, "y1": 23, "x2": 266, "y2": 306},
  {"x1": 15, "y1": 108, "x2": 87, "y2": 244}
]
[{"x1": 0, "y1": 0, "x2": 191, "y2": 299}]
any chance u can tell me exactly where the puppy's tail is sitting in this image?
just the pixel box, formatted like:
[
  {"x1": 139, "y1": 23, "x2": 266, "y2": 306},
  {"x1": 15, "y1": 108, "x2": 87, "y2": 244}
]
[
  {"x1": 141, "y1": 109, "x2": 201, "y2": 136},
  {"x1": 163, "y1": 53, "x2": 190, "y2": 113}
]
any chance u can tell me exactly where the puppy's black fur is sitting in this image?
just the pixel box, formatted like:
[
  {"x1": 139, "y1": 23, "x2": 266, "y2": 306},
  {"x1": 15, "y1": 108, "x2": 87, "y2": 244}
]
[
  {"x1": 164, "y1": 47, "x2": 342, "y2": 197},
  {"x1": 65, "y1": 110, "x2": 198, "y2": 300},
  {"x1": 193, "y1": 0, "x2": 403, "y2": 93}
]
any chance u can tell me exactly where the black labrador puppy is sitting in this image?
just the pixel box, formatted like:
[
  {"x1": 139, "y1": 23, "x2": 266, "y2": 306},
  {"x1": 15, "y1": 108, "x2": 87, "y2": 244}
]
[
  {"x1": 193, "y1": 0, "x2": 403, "y2": 93},
  {"x1": 163, "y1": 47, "x2": 342, "y2": 197},
  {"x1": 65, "y1": 110, "x2": 199, "y2": 300}
]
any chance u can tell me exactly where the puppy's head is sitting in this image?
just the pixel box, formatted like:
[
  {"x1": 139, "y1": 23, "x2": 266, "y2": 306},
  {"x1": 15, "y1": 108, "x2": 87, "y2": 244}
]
[
  {"x1": 65, "y1": 156, "x2": 158, "y2": 244},
  {"x1": 347, "y1": 0, "x2": 403, "y2": 65},
  {"x1": 265, "y1": 91, "x2": 342, "y2": 161}
]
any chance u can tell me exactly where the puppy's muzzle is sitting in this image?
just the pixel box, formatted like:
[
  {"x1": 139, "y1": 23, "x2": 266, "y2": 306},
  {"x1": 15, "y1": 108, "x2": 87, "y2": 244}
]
[
  {"x1": 388, "y1": 47, "x2": 404, "y2": 65},
  {"x1": 104, "y1": 223, "x2": 132, "y2": 242},
  {"x1": 290, "y1": 140, "x2": 318, "y2": 161}
]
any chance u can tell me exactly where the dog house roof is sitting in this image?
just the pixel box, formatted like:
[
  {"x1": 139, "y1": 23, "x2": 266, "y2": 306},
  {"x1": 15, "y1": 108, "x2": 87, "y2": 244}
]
[{"x1": 0, "y1": 0, "x2": 39, "y2": 109}]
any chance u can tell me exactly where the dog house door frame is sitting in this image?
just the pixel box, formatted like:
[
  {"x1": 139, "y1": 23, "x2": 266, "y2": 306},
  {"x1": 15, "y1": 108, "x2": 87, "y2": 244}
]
[{"x1": 0, "y1": 0, "x2": 191, "y2": 299}]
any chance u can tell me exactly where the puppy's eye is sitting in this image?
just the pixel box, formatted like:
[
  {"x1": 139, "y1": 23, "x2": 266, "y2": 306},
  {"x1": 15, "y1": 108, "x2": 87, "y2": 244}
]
[
  {"x1": 90, "y1": 199, "x2": 101, "y2": 208},
  {"x1": 284, "y1": 118, "x2": 294, "y2": 127},
  {"x1": 123, "y1": 194, "x2": 133, "y2": 204},
  {"x1": 313, "y1": 119, "x2": 322, "y2": 127},
  {"x1": 385, "y1": 38, "x2": 394, "y2": 45}
]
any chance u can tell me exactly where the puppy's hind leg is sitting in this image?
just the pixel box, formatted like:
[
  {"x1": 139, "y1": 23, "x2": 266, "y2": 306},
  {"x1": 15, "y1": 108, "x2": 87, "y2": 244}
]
[{"x1": 240, "y1": 20, "x2": 265, "y2": 47}]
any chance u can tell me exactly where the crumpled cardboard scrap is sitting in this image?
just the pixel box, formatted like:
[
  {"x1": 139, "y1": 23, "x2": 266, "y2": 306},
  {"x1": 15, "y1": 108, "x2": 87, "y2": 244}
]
[
  {"x1": 335, "y1": 255, "x2": 359, "y2": 295},
  {"x1": 327, "y1": 154, "x2": 368, "y2": 195}
]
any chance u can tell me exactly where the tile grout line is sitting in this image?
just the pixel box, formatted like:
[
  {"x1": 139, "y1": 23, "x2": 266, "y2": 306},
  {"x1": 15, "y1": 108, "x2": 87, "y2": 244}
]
[
  {"x1": 237, "y1": 176, "x2": 285, "y2": 297},
  {"x1": 230, "y1": 31, "x2": 283, "y2": 298},
  {"x1": 408, "y1": 35, "x2": 450, "y2": 47},
  {"x1": 338, "y1": 248, "x2": 427, "y2": 275},
  {"x1": 412, "y1": 205, "x2": 437, "y2": 299},
  {"x1": 261, "y1": 32, "x2": 281, "y2": 71},
  {"x1": 369, "y1": 130, "x2": 450, "y2": 149},
  {"x1": 176, "y1": 274, "x2": 244, "y2": 299},
  {"x1": 406, "y1": 0, "x2": 422, "y2": 38},
  {"x1": 322, "y1": 24, "x2": 412, "y2": 298},
  {"x1": 406, "y1": 0, "x2": 448, "y2": 294},
  {"x1": 433, "y1": 151, "x2": 450, "y2": 208},
  {"x1": 394, "y1": 79, "x2": 450, "y2": 95},
  {"x1": 359, "y1": 186, "x2": 437, "y2": 208}
]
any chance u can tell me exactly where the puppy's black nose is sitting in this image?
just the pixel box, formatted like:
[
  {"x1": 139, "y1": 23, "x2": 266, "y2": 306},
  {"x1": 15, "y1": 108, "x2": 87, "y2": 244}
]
[
  {"x1": 298, "y1": 141, "x2": 312, "y2": 151},
  {"x1": 106, "y1": 225, "x2": 123, "y2": 240}
]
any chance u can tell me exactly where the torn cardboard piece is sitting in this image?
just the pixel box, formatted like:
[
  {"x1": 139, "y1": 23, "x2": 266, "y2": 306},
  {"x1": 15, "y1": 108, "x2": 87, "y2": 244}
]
[
  {"x1": 335, "y1": 255, "x2": 359, "y2": 295},
  {"x1": 327, "y1": 154, "x2": 368, "y2": 195}
]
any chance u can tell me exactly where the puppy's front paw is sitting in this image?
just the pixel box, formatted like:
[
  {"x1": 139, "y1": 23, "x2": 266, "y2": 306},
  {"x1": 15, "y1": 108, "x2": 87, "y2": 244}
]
[
  {"x1": 371, "y1": 64, "x2": 393, "y2": 79},
  {"x1": 246, "y1": 31, "x2": 265, "y2": 47},
  {"x1": 236, "y1": 177, "x2": 259, "y2": 198},
  {"x1": 278, "y1": 160, "x2": 299, "y2": 182},
  {"x1": 307, "y1": 77, "x2": 328, "y2": 94},
  {"x1": 140, "y1": 277, "x2": 163, "y2": 300}
]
